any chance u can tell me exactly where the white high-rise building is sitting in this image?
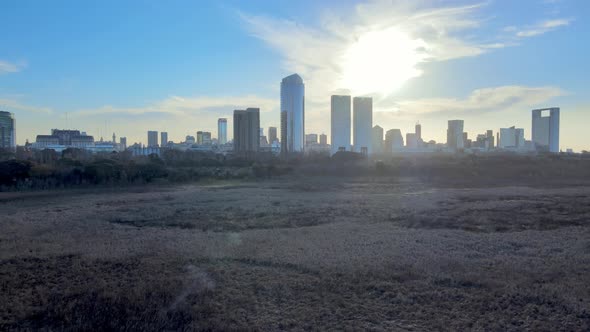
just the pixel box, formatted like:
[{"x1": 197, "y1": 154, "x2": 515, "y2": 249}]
[
  {"x1": 499, "y1": 126, "x2": 525, "y2": 149},
  {"x1": 330, "y1": 95, "x2": 351, "y2": 155},
  {"x1": 353, "y1": 97, "x2": 372, "y2": 155},
  {"x1": 532, "y1": 107, "x2": 560, "y2": 153},
  {"x1": 280, "y1": 74, "x2": 305, "y2": 154},
  {"x1": 446, "y1": 120, "x2": 464, "y2": 150}
]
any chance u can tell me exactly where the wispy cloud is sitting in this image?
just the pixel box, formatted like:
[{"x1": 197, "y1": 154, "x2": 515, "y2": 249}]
[
  {"x1": 379, "y1": 85, "x2": 567, "y2": 116},
  {"x1": 72, "y1": 95, "x2": 277, "y2": 117},
  {"x1": 0, "y1": 60, "x2": 26, "y2": 74},
  {"x1": 0, "y1": 97, "x2": 52, "y2": 114},
  {"x1": 514, "y1": 18, "x2": 572, "y2": 37}
]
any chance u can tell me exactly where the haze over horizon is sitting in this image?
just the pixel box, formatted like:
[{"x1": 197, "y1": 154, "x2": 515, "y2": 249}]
[{"x1": 1, "y1": 0, "x2": 588, "y2": 150}]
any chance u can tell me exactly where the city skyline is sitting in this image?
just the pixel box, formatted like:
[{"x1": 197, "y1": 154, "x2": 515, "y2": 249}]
[{"x1": 1, "y1": 1, "x2": 588, "y2": 150}]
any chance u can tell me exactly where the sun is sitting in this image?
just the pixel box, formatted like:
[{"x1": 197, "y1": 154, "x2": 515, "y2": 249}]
[{"x1": 339, "y1": 27, "x2": 427, "y2": 96}]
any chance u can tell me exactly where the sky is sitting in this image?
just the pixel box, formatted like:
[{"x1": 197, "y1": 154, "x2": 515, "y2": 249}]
[{"x1": 1, "y1": 0, "x2": 589, "y2": 151}]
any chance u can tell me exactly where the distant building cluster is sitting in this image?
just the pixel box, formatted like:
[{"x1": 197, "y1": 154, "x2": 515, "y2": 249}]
[{"x1": 8, "y1": 74, "x2": 567, "y2": 156}]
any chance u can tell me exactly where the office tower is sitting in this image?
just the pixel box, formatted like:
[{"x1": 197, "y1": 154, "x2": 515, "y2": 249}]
[
  {"x1": 331, "y1": 95, "x2": 351, "y2": 155},
  {"x1": 305, "y1": 134, "x2": 318, "y2": 146},
  {"x1": 268, "y1": 126, "x2": 277, "y2": 144},
  {"x1": 120, "y1": 137, "x2": 127, "y2": 149},
  {"x1": 385, "y1": 129, "x2": 404, "y2": 153},
  {"x1": 0, "y1": 111, "x2": 16, "y2": 150},
  {"x1": 319, "y1": 133, "x2": 327, "y2": 145},
  {"x1": 147, "y1": 131, "x2": 158, "y2": 147},
  {"x1": 218, "y1": 118, "x2": 227, "y2": 145},
  {"x1": 353, "y1": 97, "x2": 373, "y2": 154},
  {"x1": 446, "y1": 120, "x2": 464, "y2": 150},
  {"x1": 406, "y1": 133, "x2": 418, "y2": 148},
  {"x1": 280, "y1": 74, "x2": 305, "y2": 154},
  {"x1": 532, "y1": 107, "x2": 560, "y2": 153},
  {"x1": 233, "y1": 108, "x2": 260, "y2": 154},
  {"x1": 415, "y1": 123, "x2": 422, "y2": 143},
  {"x1": 372, "y1": 125, "x2": 383, "y2": 154},
  {"x1": 196, "y1": 131, "x2": 204, "y2": 144},
  {"x1": 499, "y1": 126, "x2": 525, "y2": 148},
  {"x1": 161, "y1": 132, "x2": 168, "y2": 147},
  {"x1": 486, "y1": 130, "x2": 494, "y2": 148}
]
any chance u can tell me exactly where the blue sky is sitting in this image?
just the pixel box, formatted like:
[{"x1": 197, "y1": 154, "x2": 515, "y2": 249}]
[{"x1": 1, "y1": 0, "x2": 589, "y2": 150}]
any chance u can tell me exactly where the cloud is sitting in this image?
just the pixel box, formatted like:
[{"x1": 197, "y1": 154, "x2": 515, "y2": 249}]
[
  {"x1": 0, "y1": 97, "x2": 52, "y2": 114},
  {"x1": 72, "y1": 95, "x2": 277, "y2": 117},
  {"x1": 241, "y1": 1, "x2": 495, "y2": 98},
  {"x1": 0, "y1": 60, "x2": 26, "y2": 74},
  {"x1": 378, "y1": 85, "x2": 567, "y2": 116},
  {"x1": 515, "y1": 18, "x2": 572, "y2": 37}
]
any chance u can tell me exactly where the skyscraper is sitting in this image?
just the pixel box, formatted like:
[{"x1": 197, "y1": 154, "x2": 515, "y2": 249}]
[
  {"x1": 268, "y1": 126, "x2": 277, "y2": 144},
  {"x1": 147, "y1": 131, "x2": 158, "y2": 147},
  {"x1": 353, "y1": 97, "x2": 373, "y2": 154},
  {"x1": 280, "y1": 74, "x2": 305, "y2": 154},
  {"x1": 280, "y1": 111, "x2": 287, "y2": 156},
  {"x1": 532, "y1": 107, "x2": 560, "y2": 153},
  {"x1": 160, "y1": 132, "x2": 168, "y2": 147},
  {"x1": 319, "y1": 133, "x2": 327, "y2": 145},
  {"x1": 371, "y1": 125, "x2": 383, "y2": 154},
  {"x1": 196, "y1": 131, "x2": 204, "y2": 144},
  {"x1": 233, "y1": 108, "x2": 260, "y2": 154},
  {"x1": 218, "y1": 118, "x2": 227, "y2": 145},
  {"x1": 120, "y1": 137, "x2": 127, "y2": 150},
  {"x1": 331, "y1": 95, "x2": 351, "y2": 155},
  {"x1": 415, "y1": 123, "x2": 422, "y2": 144},
  {"x1": 446, "y1": 120, "x2": 464, "y2": 150},
  {"x1": 0, "y1": 111, "x2": 16, "y2": 150}
]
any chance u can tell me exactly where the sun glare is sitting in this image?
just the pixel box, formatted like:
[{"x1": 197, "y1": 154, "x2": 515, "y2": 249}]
[{"x1": 340, "y1": 27, "x2": 427, "y2": 96}]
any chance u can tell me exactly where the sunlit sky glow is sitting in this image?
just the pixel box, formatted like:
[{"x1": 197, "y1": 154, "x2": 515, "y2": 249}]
[{"x1": 0, "y1": 0, "x2": 589, "y2": 150}]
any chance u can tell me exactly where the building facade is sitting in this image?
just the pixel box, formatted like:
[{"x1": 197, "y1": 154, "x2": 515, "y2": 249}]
[
  {"x1": 331, "y1": 95, "x2": 352, "y2": 155},
  {"x1": 0, "y1": 111, "x2": 16, "y2": 150},
  {"x1": 147, "y1": 130, "x2": 158, "y2": 147},
  {"x1": 280, "y1": 74, "x2": 305, "y2": 154},
  {"x1": 233, "y1": 108, "x2": 260, "y2": 154},
  {"x1": 353, "y1": 97, "x2": 373, "y2": 154},
  {"x1": 532, "y1": 107, "x2": 560, "y2": 153},
  {"x1": 319, "y1": 133, "x2": 327, "y2": 145}
]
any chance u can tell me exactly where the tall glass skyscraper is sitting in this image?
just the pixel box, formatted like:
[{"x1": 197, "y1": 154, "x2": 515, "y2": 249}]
[
  {"x1": 280, "y1": 74, "x2": 305, "y2": 154},
  {"x1": 0, "y1": 111, "x2": 16, "y2": 150},
  {"x1": 218, "y1": 118, "x2": 227, "y2": 145}
]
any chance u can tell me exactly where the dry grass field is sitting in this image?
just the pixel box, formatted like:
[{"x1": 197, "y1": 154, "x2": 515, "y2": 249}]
[{"x1": 1, "y1": 175, "x2": 590, "y2": 331}]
